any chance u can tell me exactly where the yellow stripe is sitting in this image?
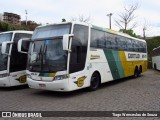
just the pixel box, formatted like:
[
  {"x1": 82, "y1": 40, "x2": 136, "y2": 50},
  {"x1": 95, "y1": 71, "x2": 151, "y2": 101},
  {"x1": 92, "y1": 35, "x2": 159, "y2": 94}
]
[
  {"x1": 118, "y1": 51, "x2": 131, "y2": 77},
  {"x1": 118, "y1": 51, "x2": 147, "y2": 77},
  {"x1": 49, "y1": 73, "x2": 56, "y2": 77}
]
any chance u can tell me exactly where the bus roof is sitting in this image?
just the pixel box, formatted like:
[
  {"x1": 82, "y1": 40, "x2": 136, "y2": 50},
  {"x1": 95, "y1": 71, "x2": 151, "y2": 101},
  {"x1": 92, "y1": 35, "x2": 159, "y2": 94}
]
[
  {"x1": 0, "y1": 30, "x2": 33, "y2": 34},
  {"x1": 91, "y1": 25, "x2": 145, "y2": 43},
  {"x1": 34, "y1": 22, "x2": 145, "y2": 42}
]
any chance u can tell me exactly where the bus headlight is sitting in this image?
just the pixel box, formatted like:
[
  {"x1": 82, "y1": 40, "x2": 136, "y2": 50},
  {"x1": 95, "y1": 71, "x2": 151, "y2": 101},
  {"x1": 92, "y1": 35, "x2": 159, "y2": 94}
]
[
  {"x1": 27, "y1": 74, "x2": 32, "y2": 79},
  {"x1": 0, "y1": 73, "x2": 8, "y2": 78},
  {"x1": 53, "y1": 74, "x2": 68, "y2": 81}
]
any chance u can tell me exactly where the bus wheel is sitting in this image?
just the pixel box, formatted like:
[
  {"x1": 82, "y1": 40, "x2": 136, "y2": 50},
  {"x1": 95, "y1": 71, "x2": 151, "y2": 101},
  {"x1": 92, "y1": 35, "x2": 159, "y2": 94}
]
[
  {"x1": 133, "y1": 67, "x2": 139, "y2": 78},
  {"x1": 138, "y1": 66, "x2": 142, "y2": 76},
  {"x1": 154, "y1": 64, "x2": 157, "y2": 70},
  {"x1": 89, "y1": 72, "x2": 100, "y2": 91}
]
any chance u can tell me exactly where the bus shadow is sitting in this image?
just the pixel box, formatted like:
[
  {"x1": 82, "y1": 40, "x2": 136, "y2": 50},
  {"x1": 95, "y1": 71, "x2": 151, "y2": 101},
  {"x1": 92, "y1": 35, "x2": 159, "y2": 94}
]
[
  {"x1": 0, "y1": 85, "x2": 29, "y2": 91},
  {"x1": 152, "y1": 68, "x2": 160, "y2": 72},
  {"x1": 99, "y1": 76, "x2": 136, "y2": 90},
  {"x1": 32, "y1": 88, "x2": 89, "y2": 98},
  {"x1": 32, "y1": 76, "x2": 138, "y2": 98}
]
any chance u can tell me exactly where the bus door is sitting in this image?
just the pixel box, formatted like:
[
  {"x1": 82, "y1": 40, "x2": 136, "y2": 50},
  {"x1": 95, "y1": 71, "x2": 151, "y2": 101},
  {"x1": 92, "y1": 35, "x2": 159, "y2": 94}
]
[
  {"x1": 9, "y1": 33, "x2": 32, "y2": 85},
  {"x1": 69, "y1": 24, "x2": 89, "y2": 89}
]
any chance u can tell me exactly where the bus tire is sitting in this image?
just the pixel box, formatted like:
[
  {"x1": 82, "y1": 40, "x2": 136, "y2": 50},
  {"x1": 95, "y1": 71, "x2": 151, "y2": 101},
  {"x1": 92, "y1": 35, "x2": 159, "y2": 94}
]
[
  {"x1": 138, "y1": 66, "x2": 142, "y2": 76},
  {"x1": 89, "y1": 72, "x2": 100, "y2": 91},
  {"x1": 154, "y1": 64, "x2": 157, "y2": 70},
  {"x1": 133, "y1": 67, "x2": 139, "y2": 78}
]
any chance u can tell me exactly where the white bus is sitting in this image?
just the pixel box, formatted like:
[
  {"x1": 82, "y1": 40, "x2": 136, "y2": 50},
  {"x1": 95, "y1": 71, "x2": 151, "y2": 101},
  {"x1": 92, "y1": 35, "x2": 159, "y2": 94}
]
[
  {"x1": 18, "y1": 22, "x2": 147, "y2": 91},
  {"x1": 152, "y1": 46, "x2": 160, "y2": 70},
  {"x1": 0, "y1": 31, "x2": 32, "y2": 87}
]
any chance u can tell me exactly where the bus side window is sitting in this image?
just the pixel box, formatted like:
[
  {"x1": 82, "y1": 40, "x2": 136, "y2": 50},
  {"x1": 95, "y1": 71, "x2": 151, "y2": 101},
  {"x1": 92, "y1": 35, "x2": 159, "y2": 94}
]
[
  {"x1": 105, "y1": 33, "x2": 116, "y2": 50},
  {"x1": 111, "y1": 36, "x2": 117, "y2": 50},
  {"x1": 105, "y1": 40, "x2": 111, "y2": 49},
  {"x1": 10, "y1": 33, "x2": 32, "y2": 72},
  {"x1": 143, "y1": 44, "x2": 146, "y2": 53},
  {"x1": 127, "y1": 39, "x2": 133, "y2": 51},
  {"x1": 91, "y1": 29, "x2": 106, "y2": 49},
  {"x1": 116, "y1": 36, "x2": 121, "y2": 50},
  {"x1": 97, "y1": 31, "x2": 105, "y2": 48},
  {"x1": 132, "y1": 40, "x2": 136, "y2": 52},
  {"x1": 139, "y1": 41, "x2": 143, "y2": 52},
  {"x1": 69, "y1": 24, "x2": 88, "y2": 73},
  {"x1": 70, "y1": 46, "x2": 81, "y2": 64}
]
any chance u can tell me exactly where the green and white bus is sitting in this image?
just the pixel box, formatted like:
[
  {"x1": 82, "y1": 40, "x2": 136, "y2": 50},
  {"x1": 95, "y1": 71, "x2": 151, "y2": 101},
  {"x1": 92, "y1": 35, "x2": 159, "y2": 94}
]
[
  {"x1": 0, "y1": 31, "x2": 32, "y2": 87},
  {"x1": 18, "y1": 22, "x2": 147, "y2": 91},
  {"x1": 152, "y1": 46, "x2": 160, "y2": 70}
]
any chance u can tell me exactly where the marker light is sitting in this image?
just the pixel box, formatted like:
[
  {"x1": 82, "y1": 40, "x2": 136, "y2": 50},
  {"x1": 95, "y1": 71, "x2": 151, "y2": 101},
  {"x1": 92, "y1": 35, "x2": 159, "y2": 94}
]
[
  {"x1": 0, "y1": 73, "x2": 8, "y2": 78},
  {"x1": 53, "y1": 74, "x2": 68, "y2": 81}
]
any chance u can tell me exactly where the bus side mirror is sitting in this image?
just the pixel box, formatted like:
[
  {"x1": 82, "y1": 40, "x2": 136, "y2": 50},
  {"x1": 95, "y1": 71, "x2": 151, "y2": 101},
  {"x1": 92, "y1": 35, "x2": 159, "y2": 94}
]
[
  {"x1": 18, "y1": 38, "x2": 31, "y2": 54},
  {"x1": 1, "y1": 41, "x2": 13, "y2": 55},
  {"x1": 63, "y1": 34, "x2": 74, "y2": 51}
]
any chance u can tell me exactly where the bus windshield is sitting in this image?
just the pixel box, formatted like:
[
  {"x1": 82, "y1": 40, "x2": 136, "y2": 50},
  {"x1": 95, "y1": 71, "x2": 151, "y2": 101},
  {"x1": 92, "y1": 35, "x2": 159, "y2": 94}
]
[
  {"x1": 27, "y1": 24, "x2": 71, "y2": 72},
  {"x1": 32, "y1": 24, "x2": 71, "y2": 39},
  {"x1": 0, "y1": 33, "x2": 12, "y2": 71},
  {"x1": 28, "y1": 39, "x2": 67, "y2": 72}
]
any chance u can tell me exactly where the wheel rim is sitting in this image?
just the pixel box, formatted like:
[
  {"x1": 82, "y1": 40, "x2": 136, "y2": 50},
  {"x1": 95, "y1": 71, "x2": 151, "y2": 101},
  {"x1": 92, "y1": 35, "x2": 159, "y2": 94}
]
[{"x1": 91, "y1": 76, "x2": 99, "y2": 89}]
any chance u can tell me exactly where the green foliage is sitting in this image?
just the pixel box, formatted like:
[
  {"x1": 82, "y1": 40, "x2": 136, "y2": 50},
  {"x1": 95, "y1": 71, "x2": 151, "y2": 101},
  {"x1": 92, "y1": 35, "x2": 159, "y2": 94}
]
[
  {"x1": 0, "y1": 21, "x2": 39, "y2": 32},
  {"x1": 119, "y1": 29, "x2": 137, "y2": 37},
  {"x1": 146, "y1": 36, "x2": 160, "y2": 61},
  {"x1": 0, "y1": 22, "x2": 15, "y2": 31}
]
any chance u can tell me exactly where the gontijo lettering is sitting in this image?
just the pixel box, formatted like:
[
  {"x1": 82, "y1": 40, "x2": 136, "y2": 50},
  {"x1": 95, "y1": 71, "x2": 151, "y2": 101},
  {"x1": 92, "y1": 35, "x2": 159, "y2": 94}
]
[{"x1": 128, "y1": 53, "x2": 140, "y2": 58}]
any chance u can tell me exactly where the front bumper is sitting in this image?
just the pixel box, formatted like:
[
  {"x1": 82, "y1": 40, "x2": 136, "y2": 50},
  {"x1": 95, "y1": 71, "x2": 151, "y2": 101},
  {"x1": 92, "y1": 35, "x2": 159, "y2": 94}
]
[{"x1": 27, "y1": 78, "x2": 71, "y2": 91}]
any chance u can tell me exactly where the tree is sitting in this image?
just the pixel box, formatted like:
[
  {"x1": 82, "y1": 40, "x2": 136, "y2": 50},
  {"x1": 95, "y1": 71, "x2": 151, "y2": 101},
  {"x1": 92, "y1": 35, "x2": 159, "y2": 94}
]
[
  {"x1": 0, "y1": 21, "x2": 39, "y2": 32},
  {"x1": 146, "y1": 36, "x2": 160, "y2": 61},
  {"x1": 21, "y1": 20, "x2": 40, "y2": 31},
  {"x1": 0, "y1": 22, "x2": 15, "y2": 31},
  {"x1": 71, "y1": 15, "x2": 91, "y2": 23},
  {"x1": 119, "y1": 29, "x2": 137, "y2": 37},
  {"x1": 115, "y1": 3, "x2": 139, "y2": 33}
]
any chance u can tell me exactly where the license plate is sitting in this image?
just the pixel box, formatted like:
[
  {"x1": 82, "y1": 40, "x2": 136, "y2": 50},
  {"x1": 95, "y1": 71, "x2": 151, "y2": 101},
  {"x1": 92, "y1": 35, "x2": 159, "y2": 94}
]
[{"x1": 39, "y1": 84, "x2": 46, "y2": 87}]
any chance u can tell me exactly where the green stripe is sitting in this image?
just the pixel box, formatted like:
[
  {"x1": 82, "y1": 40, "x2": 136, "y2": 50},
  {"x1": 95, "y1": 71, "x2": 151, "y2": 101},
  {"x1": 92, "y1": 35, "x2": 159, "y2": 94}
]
[
  {"x1": 112, "y1": 51, "x2": 125, "y2": 78},
  {"x1": 103, "y1": 49, "x2": 120, "y2": 80},
  {"x1": 39, "y1": 72, "x2": 56, "y2": 77},
  {"x1": 39, "y1": 73, "x2": 49, "y2": 77},
  {"x1": 103, "y1": 49, "x2": 125, "y2": 80}
]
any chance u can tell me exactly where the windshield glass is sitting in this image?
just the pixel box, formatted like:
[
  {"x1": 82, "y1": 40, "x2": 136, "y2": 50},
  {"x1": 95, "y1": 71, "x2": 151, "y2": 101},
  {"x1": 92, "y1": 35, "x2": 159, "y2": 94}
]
[
  {"x1": 32, "y1": 24, "x2": 71, "y2": 39},
  {"x1": 0, "y1": 33, "x2": 12, "y2": 42},
  {"x1": 28, "y1": 39, "x2": 67, "y2": 72},
  {"x1": 0, "y1": 33, "x2": 12, "y2": 71},
  {"x1": 27, "y1": 24, "x2": 71, "y2": 72}
]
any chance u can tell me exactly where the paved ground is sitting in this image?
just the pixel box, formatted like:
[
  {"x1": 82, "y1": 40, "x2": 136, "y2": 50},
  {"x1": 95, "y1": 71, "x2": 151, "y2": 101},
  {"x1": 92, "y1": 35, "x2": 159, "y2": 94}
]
[{"x1": 0, "y1": 69, "x2": 160, "y2": 120}]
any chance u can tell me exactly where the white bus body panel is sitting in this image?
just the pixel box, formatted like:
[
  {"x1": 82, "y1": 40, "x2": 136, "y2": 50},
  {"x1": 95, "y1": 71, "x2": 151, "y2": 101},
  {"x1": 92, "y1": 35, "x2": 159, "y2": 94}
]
[
  {"x1": 0, "y1": 70, "x2": 10, "y2": 87},
  {"x1": 0, "y1": 31, "x2": 32, "y2": 87},
  {"x1": 27, "y1": 70, "x2": 71, "y2": 91},
  {"x1": 152, "y1": 56, "x2": 160, "y2": 70},
  {"x1": 9, "y1": 70, "x2": 27, "y2": 86},
  {"x1": 28, "y1": 78, "x2": 70, "y2": 91},
  {"x1": 63, "y1": 49, "x2": 113, "y2": 91},
  {"x1": 89, "y1": 49, "x2": 113, "y2": 83},
  {"x1": 27, "y1": 49, "x2": 114, "y2": 91},
  {"x1": 0, "y1": 70, "x2": 27, "y2": 87}
]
